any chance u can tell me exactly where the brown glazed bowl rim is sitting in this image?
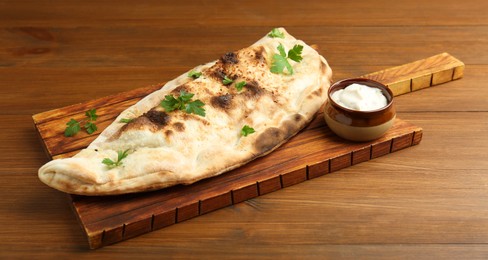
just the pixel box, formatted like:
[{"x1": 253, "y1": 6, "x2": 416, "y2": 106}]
[{"x1": 328, "y1": 78, "x2": 394, "y2": 116}]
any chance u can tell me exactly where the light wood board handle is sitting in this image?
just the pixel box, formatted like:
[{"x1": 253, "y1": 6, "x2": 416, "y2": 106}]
[{"x1": 361, "y1": 52, "x2": 465, "y2": 96}]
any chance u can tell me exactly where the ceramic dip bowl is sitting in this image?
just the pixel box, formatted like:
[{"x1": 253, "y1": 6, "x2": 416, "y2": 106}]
[{"x1": 323, "y1": 78, "x2": 396, "y2": 142}]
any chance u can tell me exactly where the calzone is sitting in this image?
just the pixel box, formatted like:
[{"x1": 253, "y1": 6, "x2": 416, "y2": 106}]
[{"x1": 38, "y1": 28, "x2": 333, "y2": 195}]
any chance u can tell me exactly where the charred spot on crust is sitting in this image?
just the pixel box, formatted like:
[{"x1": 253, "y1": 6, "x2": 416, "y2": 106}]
[
  {"x1": 211, "y1": 68, "x2": 226, "y2": 81},
  {"x1": 144, "y1": 110, "x2": 170, "y2": 126},
  {"x1": 281, "y1": 119, "x2": 301, "y2": 139},
  {"x1": 172, "y1": 84, "x2": 189, "y2": 95},
  {"x1": 209, "y1": 63, "x2": 239, "y2": 85},
  {"x1": 243, "y1": 80, "x2": 264, "y2": 98},
  {"x1": 254, "y1": 127, "x2": 285, "y2": 154},
  {"x1": 254, "y1": 46, "x2": 265, "y2": 62},
  {"x1": 108, "y1": 109, "x2": 174, "y2": 141},
  {"x1": 173, "y1": 122, "x2": 185, "y2": 132},
  {"x1": 221, "y1": 52, "x2": 239, "y2": 64},
  {"x1": 254, "y1": 116, "x2": 303, "y2": 154},
  {"x1": 165, "y1": 130, "x2": 173, "y2": 137},
  {"x1": 294, "y1": 113, "x2": 304, "y2": 122},
  {"x1": 211, "y1": 94, "x2": 233, "y2": 110}
]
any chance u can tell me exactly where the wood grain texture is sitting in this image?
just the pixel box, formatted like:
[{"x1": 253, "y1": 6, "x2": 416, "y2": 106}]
[
  {"x1": 362, "y1": 53, "x2": 464, "y2": 96},
  {"x1": 2, "y1": 0, "x2": 488, "y2": 258}
]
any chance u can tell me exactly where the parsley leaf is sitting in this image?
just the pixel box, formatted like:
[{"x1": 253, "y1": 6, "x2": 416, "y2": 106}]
[
  {"x1": 268, "y1": 28, "x2": 285, "y2": 39},
  {"x1": 84, "y1": 122, "x2": 98, "y2": 134},
  {"x1": 287, "y1": 44, "x2": 304, "y2": 62},
  {"x1": 119, "y1": 118, "x2": 133, "y2": 123},
  {"x1": 241, "y1": 125, "x2": 256, "y2": 137},
  {"x1": 102, "y1": 149, "x2": 130, "y2": 169},
  {"x1": 117, "y1": 149, "x2": 130, "y2": 162},
  {"x1": 161, "y1": 94, "x2": 182, "y2": 112},
  {"x1": 85, "y1": 109, "x2": 98, "y2": 121},
  {"x1": 160, "y1": 90, "x2": 206, "y2": 117},
  {"x1": 223, "y1": 75, "x2": 233, "y2": 85},
  {"x1": 64, "y1": 119, "x2": 81, "y2": 137},
  {"x1": 235, "y1": 81, "x2": 247, "y2": 91},
  {"x1": 188, "y1": 70, "x2": 202, "y2": 79},
  {"x1": 270, "y1": 53, "x2": 292, "y2": 74},
  {"x1": 185, "y1": 99, "x2": 206, "y2": 116},
  {"x1": 270, "y1": 43, "x2": 304, "y2": 75},
  {"x1": 64, "y1": 109, "x2": 99, "y2": 137},
  {"x1": 102, "y1": 158, "x2": 116, "y2": 168},
  {"x1": 277, "y1": 43, "x2": 287, "y2": 57},
  {"x1": 179, "y1": 90, "x2": 194, "y2": 103}
]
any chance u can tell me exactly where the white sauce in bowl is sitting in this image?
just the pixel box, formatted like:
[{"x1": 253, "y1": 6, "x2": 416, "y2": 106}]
[{"x1": 331, "y1": 83, "x2": 387, "y2": 111}]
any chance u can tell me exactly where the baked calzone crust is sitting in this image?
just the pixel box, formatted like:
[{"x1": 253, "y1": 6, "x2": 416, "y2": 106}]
[{"x1": 38, "y1": 28, "x2": 333, "y2": 195}]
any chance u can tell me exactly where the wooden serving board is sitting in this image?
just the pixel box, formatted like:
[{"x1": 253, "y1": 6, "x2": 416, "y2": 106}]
[{"x1": 33, "y1": 53, "x2": 463, "y2": 249}]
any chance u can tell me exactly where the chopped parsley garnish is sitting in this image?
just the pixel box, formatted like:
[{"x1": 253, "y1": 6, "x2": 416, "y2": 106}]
[
  {"x1": 161, "y1": 90, "x2": 206, "y2": 117},
  {"x1": 222, "y1": 75, "x2": 233, "y2": 85},
  {"x1": 268, "y1": 28, "x2": 285, "y2": 39},
  {"x1": 84, "y1": 122, "x2": 97, "y2": 134},
  {"x1": 241, "y1": 125, "x2": 256, "y2": 137},
  {"x1": 85, "y1": 109, "x2": 98, "y2": 121},
  {"x1": 64, "y1": 119, "x2": 81, "y2": 137},
  {"x1": 102, "y1": 149, "x2": 130, "y2": 169},
  {"x1": 235, "y1": 81, "x2": 247, "y2": 91},
  {"x1": 64, "y1": 109, "x2": 99, "y2": 137},
  {"x1": 184, "y1": 99, "x2": 205, "y2": 116},
  {"x1": 119, "y1": 118, "x2": 133, "y2": 123},
  {"x1": 270, "y1": 43, "x2": 304, "y2": 75},
  {"x1": 287, "y1": 44, "x2": 304, "y2": 63},
  {"x1": 188, "y1": 70, "x2": 202, "y2": 79}
]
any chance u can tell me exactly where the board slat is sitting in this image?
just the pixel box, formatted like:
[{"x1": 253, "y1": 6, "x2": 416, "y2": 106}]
[
  {"x1": 33, "y1": 53, "x2": 464, "y2": 249},
  {"x1": 362, "y1": 52, "x2": 464, "y2": 96}
]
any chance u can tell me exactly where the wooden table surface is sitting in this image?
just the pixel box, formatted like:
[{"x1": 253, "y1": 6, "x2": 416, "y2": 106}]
[{"x1": 2, "y1": 0, "x2": 488, "y2": 258}]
